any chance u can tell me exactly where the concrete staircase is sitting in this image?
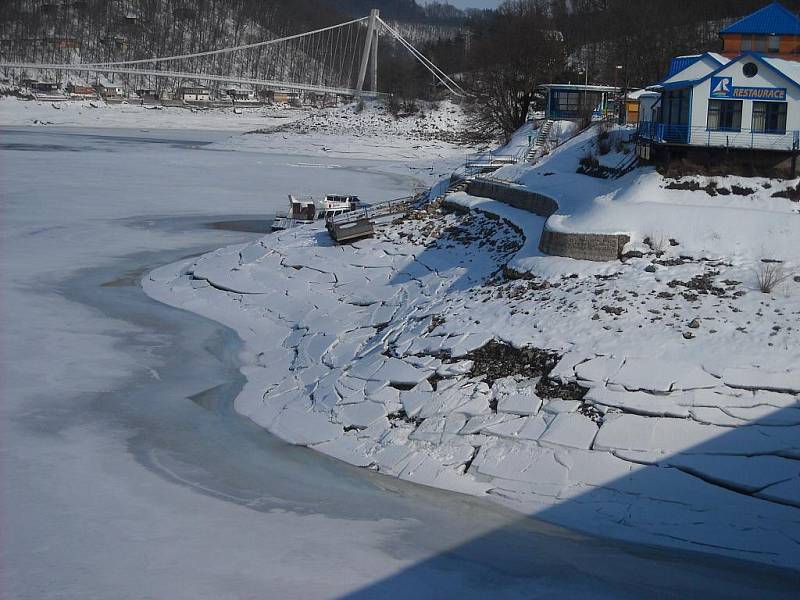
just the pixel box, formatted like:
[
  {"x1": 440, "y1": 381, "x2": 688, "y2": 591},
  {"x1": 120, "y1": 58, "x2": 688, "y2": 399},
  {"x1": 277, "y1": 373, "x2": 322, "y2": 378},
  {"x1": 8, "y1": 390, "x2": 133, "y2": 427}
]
[
  {"x1": 447, "y1": 177, "x2": 470, "y2": 194},
  {"x1": 525, "y1": 119, "x2": 554, "y2": 162}
]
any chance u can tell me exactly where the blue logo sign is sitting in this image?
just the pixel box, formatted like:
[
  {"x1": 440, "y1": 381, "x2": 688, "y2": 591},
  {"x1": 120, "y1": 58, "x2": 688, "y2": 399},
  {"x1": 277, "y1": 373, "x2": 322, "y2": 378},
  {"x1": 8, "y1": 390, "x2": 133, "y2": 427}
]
[
  {"x1": 711, "y1": 77, "x2": 733, "y2": 98},
  {"x1": 710, "y1": 76, "x2": 786, "y2": 101}
]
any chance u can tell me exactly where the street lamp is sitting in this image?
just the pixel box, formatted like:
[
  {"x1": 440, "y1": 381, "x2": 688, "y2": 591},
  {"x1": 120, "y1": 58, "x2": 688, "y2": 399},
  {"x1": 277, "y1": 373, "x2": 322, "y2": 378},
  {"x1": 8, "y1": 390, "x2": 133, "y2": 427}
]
[{"x1": 615, "y1": 65, "x2": 624, "y2": 123}]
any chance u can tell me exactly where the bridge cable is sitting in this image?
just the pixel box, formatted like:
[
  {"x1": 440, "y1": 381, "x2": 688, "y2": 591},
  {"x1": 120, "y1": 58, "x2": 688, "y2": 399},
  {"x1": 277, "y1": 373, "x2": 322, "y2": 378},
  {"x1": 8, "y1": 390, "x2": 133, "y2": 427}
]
[
  {"x1": 377, "y1": 17, "x2": 468, "y2": 96},
  {"x1": 73, "y1": 16, "x2": 369, "y2": 68}
]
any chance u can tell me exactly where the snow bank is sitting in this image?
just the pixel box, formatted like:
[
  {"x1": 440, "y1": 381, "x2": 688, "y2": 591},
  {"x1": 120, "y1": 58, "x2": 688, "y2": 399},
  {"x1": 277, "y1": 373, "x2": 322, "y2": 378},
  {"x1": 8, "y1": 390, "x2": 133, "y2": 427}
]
[
  {"x1": 490, "y1": 124, "x2": 800, "y2": 269},
  {"x1": 146, "y1": 198, "x2": 800, "y2": 569},
  {"x1": 0, "y1": 96, "x2": 306, "y2": 131}
]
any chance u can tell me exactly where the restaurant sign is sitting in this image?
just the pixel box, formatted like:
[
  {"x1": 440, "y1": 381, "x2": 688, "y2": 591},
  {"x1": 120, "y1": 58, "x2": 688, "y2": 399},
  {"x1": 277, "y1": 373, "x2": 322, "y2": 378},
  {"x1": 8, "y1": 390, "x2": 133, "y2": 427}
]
[{"x1": 710, "y1": 77, "x2": 786, "y2": 101}]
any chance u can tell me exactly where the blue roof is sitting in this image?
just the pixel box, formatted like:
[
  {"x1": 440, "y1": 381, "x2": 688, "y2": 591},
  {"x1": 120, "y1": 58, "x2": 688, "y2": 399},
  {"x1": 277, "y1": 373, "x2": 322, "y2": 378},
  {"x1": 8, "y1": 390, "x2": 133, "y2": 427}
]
[
  {"x1": 720, "y1": 2, "x2": 800, "y2": 35},
  {"x1": 659, "y1": 53, "x2": 726, "y2": 85},
  {"x1": 666, "y1": 55, "x2": 702, "y2": 78},
  {"x1": 653, "y1": 51, "x2": 800, "y2": 91}
]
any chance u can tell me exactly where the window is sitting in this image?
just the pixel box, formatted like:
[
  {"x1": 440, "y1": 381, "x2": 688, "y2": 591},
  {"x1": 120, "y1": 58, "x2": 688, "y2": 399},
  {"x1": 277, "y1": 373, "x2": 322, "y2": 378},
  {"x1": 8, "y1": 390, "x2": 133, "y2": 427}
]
[
  {"x1": 551, "y1": 90, "x2": 581, "y2": 115},
  {"x1": 743, "y1": 62, "x2": 758, "y2": 77},
  {"x1": 742, "y1": 35, "x2": 771, "y2": 52},
  {"x1": 752, "y1": 101, "x2": 787, "y2": 134},
  {"x1": 707, "y1": 99, "x2": 742, "y2": 131},
  {"x1": 662, "y1": 89, "x2": 689, "y2": 125}
]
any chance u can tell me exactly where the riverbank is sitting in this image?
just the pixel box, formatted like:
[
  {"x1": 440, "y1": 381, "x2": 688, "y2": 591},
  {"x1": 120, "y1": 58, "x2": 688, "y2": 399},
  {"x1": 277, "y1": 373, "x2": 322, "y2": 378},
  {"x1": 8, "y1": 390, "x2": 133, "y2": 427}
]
[
  {"x1": 3, "y1": 126, "x2": 799, "y2": 598},
  {"x1": 145, "y1": 185, "x2": 800, "y2": 570}
]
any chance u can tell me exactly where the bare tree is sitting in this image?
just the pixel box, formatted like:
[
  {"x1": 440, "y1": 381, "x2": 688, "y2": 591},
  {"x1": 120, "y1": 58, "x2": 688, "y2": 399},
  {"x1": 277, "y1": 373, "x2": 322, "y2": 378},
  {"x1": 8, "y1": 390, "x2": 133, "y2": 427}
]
[{"x1": 463, "y1": 0, "x2": 564, "y2": 142}]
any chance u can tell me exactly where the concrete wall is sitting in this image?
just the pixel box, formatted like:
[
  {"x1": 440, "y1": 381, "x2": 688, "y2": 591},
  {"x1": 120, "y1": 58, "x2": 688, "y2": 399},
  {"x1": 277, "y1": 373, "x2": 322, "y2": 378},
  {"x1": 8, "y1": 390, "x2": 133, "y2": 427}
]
[
  {"x1": 539, "y1": 229, "x2": 631, "y2": 262},
  {"x1": 463, "y1": 178, "x2": 630, "y2": 262},
  {"x1": 466, "y1": 179, "x2": 558, "y2": 217}
]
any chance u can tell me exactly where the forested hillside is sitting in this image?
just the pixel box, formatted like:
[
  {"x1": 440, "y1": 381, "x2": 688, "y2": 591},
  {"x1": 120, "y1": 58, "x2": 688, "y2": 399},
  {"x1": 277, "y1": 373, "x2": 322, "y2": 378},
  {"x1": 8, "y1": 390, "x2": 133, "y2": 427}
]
[{"x1": 5, "y1": 0, "x2": 800, "y2": 129}]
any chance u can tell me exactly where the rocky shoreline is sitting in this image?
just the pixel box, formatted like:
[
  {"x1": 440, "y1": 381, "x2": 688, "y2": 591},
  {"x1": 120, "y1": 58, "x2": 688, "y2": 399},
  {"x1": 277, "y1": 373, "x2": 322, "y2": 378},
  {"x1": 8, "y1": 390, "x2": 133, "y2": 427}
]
[{"x1": 145, "y1": 190, "x2": 800, "y2": 569}]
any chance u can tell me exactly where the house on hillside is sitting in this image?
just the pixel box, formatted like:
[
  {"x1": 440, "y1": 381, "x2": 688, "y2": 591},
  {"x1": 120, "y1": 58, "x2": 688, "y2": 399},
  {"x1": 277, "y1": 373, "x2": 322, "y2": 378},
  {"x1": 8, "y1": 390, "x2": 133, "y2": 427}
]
[
  {"x1": 67, "y1": 83, "x2": 96, "y2": 98},
  {"x1": 224, "y1": 86, "x2": 255, "y2": 102},
  {"x1": 135, "y1": 88, "x2": 160, "y2": 102},
  {"x1": 96, "y1": 83, "x2": 125, "y2": 99},
  {"x1": 177, "y1": 86, "x2": 211, "y2": 102},
  {"x1": 720, "y1": 2, "x2": 800, "y2": 60},
  {"x1": 267, "y1": 90, "x2": 301, "y2": 105},
  {"x1": 540, "y1": 84, "x2": 620, "y2": 121},
  {"x1": 31, "y1": 81, "x2": 60, "y2": 94}
]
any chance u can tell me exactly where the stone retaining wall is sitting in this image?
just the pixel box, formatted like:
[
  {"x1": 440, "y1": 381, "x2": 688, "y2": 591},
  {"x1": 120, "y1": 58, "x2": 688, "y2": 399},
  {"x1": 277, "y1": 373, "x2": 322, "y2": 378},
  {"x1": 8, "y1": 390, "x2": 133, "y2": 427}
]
[
  {"x1": 539, "y1": 229, "x2": 631, "y2": 262},
  {"x1": 466, "y1": 179, "x2": 558, "y2": 218},
  {"x1": 463, "y1": 178, "x2": 629, "y2": 262}
]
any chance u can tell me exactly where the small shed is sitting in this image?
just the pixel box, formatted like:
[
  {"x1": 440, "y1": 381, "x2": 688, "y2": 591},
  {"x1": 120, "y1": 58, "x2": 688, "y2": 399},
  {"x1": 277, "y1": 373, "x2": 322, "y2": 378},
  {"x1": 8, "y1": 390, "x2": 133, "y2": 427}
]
[
  {"x1": 541, "y1": 83, "x2": 620, "y2": 121},
  {"x1": 31, "y1": 81, "x2": 60, "y2": 93},
  {"x1": 177, "y1": 86, "x2": 211, "y2": 102},
  {"x1": 67, "y1": 83, "x2": 96, "y2": 97},
  {"x1": 135, "y1": 88, "x2": 160, "y2": 101},
  {"x1": 96, "y1": 83, "x2": 124, "y2": 98},
  {"x1": 270, "y1": 90, "x2": 301, "y2": 104},
  {"x1": 623, "y1": 89, "x2": 660, "y2": 124},
  {"x1": 224, "y1": 86, "x2": 255, "y2": 101}
]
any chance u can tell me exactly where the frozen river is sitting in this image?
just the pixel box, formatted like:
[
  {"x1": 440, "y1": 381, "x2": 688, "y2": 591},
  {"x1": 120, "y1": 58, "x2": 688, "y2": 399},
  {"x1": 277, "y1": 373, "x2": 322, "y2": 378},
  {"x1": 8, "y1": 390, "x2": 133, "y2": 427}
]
[{"x1": 1, "y1": 127, "x2": 798, "y2": 599}]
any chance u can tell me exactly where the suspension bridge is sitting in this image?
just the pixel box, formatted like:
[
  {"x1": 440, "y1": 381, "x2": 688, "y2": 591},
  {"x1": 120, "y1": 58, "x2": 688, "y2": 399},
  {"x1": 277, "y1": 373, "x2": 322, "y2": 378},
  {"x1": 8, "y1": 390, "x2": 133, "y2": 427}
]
[{"x1": 0, "y1": 9, "x2": 467, "y2": 99}]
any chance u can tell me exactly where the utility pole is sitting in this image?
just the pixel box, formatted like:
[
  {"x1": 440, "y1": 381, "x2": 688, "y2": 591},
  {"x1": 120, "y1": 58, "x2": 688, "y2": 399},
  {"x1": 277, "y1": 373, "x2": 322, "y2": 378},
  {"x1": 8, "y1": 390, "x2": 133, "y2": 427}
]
[{"x1": 356, "y1": 9, "x2": 379, "y2": 95}]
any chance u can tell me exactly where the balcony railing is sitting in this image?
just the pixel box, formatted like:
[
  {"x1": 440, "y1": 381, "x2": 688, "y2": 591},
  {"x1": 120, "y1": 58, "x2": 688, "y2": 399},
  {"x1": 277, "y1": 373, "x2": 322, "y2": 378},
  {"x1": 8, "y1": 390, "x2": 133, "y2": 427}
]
[{"x1": 639, "y1": 121, "x2": 800, "y2": 151}]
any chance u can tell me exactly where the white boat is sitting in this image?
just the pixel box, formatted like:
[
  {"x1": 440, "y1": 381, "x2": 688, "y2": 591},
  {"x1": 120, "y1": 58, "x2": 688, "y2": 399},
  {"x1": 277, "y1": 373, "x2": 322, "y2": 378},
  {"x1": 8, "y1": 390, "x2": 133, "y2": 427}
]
[{"x1": 272, "y1": 194, "x2": 362, "y2": 231}]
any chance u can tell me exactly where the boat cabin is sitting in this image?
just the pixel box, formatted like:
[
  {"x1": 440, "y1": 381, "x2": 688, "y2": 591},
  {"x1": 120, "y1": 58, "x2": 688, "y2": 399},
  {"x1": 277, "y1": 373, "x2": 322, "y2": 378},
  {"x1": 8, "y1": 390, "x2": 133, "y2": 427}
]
[{"x1": 272, "y1": 194, "x2": 362, "y2": 231}]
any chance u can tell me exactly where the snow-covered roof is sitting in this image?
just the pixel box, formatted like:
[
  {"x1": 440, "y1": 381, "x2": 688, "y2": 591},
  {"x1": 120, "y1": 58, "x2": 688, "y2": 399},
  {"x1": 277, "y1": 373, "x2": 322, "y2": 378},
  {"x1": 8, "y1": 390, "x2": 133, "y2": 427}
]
[
  {"x1": 666, "y1": 55, "x2": 702, "y2": 78},
  {"x1": 706, "y1": 52, "x2": 728, "y2": 65},
  {"x1": 626, "y1": 89, "x2": 658, "y2": 100},
  {"x1": 720, "y1": 2, "x2": 800, "y2": 35},
  {"x1": 658, "y1": 53, "x2": 730, "y2": 88},
  {"x1": 762, "y1": 55, "x2": 800, "y2": 86}
]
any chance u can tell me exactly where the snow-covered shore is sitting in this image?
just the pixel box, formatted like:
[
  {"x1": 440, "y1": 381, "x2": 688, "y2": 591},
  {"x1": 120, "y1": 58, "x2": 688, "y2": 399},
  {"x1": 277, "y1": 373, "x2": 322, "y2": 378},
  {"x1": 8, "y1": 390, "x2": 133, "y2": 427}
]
[
  {"x1": 0, "y1": 96, "x2": 307, "y2": 130},
  {"x1": 0, "y1": 97, "x2": 472, "y2": 162},
  {"x1": 145, "y1": 190, "x2": 800, "y2": 568},
  {"x1": 8, "y1": 122, "x2": 800, "y2": 597}
]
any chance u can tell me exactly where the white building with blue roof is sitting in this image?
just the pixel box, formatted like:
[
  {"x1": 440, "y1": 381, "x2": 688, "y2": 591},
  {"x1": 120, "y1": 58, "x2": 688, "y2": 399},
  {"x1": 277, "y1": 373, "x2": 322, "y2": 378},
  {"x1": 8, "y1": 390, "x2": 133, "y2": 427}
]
[{"x1": 637, "y1": 4, "x2": 800, "y2": 176}]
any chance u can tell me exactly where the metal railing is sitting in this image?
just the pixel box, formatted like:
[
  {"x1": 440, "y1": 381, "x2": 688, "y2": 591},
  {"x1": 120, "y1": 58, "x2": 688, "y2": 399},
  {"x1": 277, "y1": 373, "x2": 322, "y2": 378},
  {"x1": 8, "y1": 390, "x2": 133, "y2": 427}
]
[
  {"x1": 639, "y1": 121, "x2": 800, "y2": 151},
  {"x1": 464, "y1": 149, "x2": 523, "y2": 167},
  {"x1": 326, "y1": 195, "x2": 415, "y2": 227}
]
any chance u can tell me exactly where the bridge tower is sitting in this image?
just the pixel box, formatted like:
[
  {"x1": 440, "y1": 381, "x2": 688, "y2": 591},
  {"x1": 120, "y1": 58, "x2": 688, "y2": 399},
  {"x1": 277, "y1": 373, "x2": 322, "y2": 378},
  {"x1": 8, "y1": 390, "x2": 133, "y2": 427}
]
[{"x1": 356, "y1": 9, "x2": 379, "y2": 95}]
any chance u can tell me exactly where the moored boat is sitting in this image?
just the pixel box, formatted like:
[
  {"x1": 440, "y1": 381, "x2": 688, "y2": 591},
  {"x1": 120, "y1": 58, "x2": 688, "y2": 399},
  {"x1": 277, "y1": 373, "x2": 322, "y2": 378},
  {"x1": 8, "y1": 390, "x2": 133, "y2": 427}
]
[{"x1": 271, "y1": 194, "x2": 362, "y2": 231}]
